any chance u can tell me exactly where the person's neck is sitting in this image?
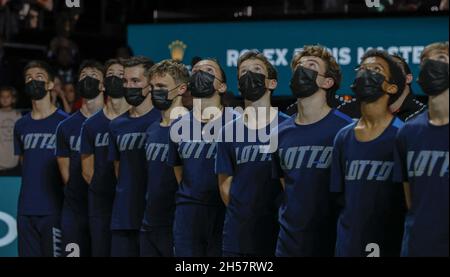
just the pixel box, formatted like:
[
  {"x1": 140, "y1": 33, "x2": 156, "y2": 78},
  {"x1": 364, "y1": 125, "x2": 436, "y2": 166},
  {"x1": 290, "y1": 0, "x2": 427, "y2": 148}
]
[
  {"x1": 360, "y1": 98, "x2": 393, "y2": 128},
  {"x1": 0, "y1": 107, "x2": 13, "y2": 112},
  {"x1": 31, "y1": 95, "x2": 57, "y2": 120},
  {"x1": 244, "y1": 92, "x2": 276, "y2": 129},
  {"x1": 428, "y1": 90, "x2": 449, "y2": 126},
  {"x1": 193, "y1": 95, "x2": 223, "y2": 123},
  {"x1": 80, "y1": 98, "x2": 104, "y2": 118},
  {"x1": 296, "y1": 91, "x2": 331, "y2": 125},
  {"x1": 390, "y1": 86, "x2": 410, "y2": 113},
  {"x1": 129, "y1": 96, "x2": 154, "y2": 118},
  {"x1": 104, "y1": 98, "x2": 129, "y2": 120},
  {"x1": 161, "y1": 97, "x2": 187, "y2": 127}
]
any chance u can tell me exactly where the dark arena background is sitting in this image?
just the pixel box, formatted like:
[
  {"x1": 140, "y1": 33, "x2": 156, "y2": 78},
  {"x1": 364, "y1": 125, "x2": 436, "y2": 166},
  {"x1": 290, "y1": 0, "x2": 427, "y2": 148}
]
[{"x1": 0, "y1": 0, "x2": 448, "y2": 265}]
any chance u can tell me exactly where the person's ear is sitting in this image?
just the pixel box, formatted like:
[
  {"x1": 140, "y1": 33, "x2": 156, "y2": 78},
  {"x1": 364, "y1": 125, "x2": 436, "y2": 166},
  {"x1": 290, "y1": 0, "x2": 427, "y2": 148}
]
[
  {"x1": 47, "y1": 81, "x2": 55, "y2": 91},
  {"x1": 218, "y1": 82, "x2": 227, "y2": 94},
  {"x1": 177, "y1": 83, "x2": 188, "y2": 96},
  {"x1": 321, "y1": 77, "x2": 335, "y2": 90},
  {"x1": 267, "y1": 79, "x2": 277, "y2": 91},
  {"x1": 385, "y1": 83, "x2": 398, "y2": 95},
  {"x1": 405, "y1": 74, "x2": 413, "y2": 85}
]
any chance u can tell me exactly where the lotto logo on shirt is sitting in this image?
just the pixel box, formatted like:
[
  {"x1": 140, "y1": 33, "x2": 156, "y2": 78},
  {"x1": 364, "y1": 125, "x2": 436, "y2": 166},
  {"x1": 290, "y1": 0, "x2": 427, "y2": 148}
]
[
  {"x1": 145, "y1": 143, "x2": 169, "y2": 162},
  {"x1": 345, "y1": 160, "x2": 394, "y2": 181},
  {"x1": 21, "y1": 133, "x2": 56, "y2": 150},
  {"x1": 95, "y1": 133, "x2": 109, "y2": 147},
  {"x1": 407, "y1": 151, "x2": 449, "y2": 178},
  {"x1": 179, "y1": 141, "x2": 216, "y2": 160},
  {"x1": 235, "y1": 145, "x2": 272, "y2": 165},
  {"x1": 279, "y1": 146, "x2": 333, "y2": 170},
  {"x1": 69, "y1": 136, "x2": 81, "y2": 152},
  {"x1": 117, "y1": 133, "x2": 146, "y2": 151}
]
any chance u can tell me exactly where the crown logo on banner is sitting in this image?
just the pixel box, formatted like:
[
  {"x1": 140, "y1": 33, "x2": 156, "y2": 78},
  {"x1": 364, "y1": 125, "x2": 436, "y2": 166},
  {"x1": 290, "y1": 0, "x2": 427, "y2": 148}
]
[{"x1": 169, "y1": 40, "x2": 187, "y2": 62}]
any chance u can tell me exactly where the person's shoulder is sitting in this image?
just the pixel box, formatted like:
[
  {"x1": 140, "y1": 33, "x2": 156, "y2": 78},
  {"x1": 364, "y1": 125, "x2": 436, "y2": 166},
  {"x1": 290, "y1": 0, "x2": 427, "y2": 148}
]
[
  {"x1": 331, "y1": 109, "x2": 354, "y2": 125},
  {"x1": 335, "y1": 120, "x2": 356, "y2": 141},
  {"x1": 110, "y1": 111, "x2": 129, "y2": 127},
  {"x1": 14, "y1": 112, "x2": 31, "y2": 128},
  {"x1": 145, "y1": 120, "x2": 162, "y2": 134},
  {"x1": 276, "y1": 114, "x2": 296, "y2": 134},
  {"x1": 54, "y1": 109, "x2": 69, "y2": 120},
  {"x1": 398, "y1": 111, "x2": 429, "y2": 136}
]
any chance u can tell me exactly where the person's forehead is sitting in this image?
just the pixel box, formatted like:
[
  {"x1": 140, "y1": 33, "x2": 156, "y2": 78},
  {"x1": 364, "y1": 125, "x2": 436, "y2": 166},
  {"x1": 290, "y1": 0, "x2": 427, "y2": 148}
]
[
  {"x1": 240, "y1": 58, "x2": 267, "y2": 70},
  {"x1": 362, "y1": 56, "x2": 388, "y2": 67},
  {"x1": 427, "y1": 49, "x2": 449, "y2": 59},
  {"x1": 150, "y1": 73, "x2": 174, "y2": 85},
  {"x1": 81, "y1": 67, "x2": 103, "y2": 76},
  {"x1": 124, "y1": 65, "x2": 145, "y2": 76},
  {"x1": 107, "y1": 63, "x2": 124, "y2": 72},
  {"x1": 299, "y1": 55, "x2": 324, "y2": 65},
  {"x1": 194, "y1": 60, "x2": 219, "y2": 71},
  {"x1": 25, "y1": 67, "x2": 48, "y2": 76}
]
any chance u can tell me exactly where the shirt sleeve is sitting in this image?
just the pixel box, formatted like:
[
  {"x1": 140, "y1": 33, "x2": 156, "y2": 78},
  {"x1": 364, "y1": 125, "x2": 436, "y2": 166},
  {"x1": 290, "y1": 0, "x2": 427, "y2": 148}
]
[
  {"x1": 13, "y1": 123, "x2": 23, "y2": 156},
  {"x1": 215, "y1": 140, "x2": 235, "y2": 176},
  {"x1": 330, "y1": 130, "x2": 346, "y2": 193},
  {"x1": 55, "y1": 122, "x2": 70, "y2": 157},
  {"x1": 393, "y1": 127, "x2": 409, "y2": 183},
  {"x1": 80, "y1": 122, "x2": 95, "y2": 155}
]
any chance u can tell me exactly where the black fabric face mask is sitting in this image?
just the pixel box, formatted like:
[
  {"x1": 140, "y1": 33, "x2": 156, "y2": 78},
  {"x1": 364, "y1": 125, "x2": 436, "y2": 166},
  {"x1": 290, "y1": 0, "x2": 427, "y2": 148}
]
[
  {"x1": 351, "y1": 70, "x2": 387, "y2": 103},
  {"x1": 105, "y1": 76, "x2": 125, "y2": 98},
  {"x1": 238, "y1": 71, "x2": 267, "y2": 102},
  {"x1": 418, "y1": 59, "x2": 449, "y2": 96},
  {"x1": 152, "y1": 88, "x2": 178, "y2": 111},
  {"x1": 78, "y1": 76, "x2": 101, "y2": 100},
  {"x1": 125, "y1": 86, "x2": 148, "y2": 107},
  {"x1": 290, "y1": 66, "x2": 320, "y2": 98},
  {"x1": 24, "y1": 80, "x2": 47, "y2": 101},
  {"x1": 188, "y1": 71, "x2": 217, "y2": 98}
]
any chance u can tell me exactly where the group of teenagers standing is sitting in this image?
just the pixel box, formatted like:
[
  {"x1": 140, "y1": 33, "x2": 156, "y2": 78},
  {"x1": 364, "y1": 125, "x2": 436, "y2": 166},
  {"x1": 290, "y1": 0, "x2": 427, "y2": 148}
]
[{"x1": 13, "y1": 41, "x2": 448, "y2": 257}]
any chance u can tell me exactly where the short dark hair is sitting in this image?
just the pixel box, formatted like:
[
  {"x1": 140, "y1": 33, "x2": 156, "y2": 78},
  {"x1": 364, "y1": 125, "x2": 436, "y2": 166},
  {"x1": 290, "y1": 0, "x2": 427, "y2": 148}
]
[
  {"x1": 123, "y1": 56, "x2": 155, "y2": 77},
  {"x1": 202, "y1": 58, "x2": 227, "y2": 84},
  {"x1": 361, "y1": 49, "x2": 406, "y2": 101},
  {"x1": 78, "y1": 59, "x2": 105, "y2": 79},
  {"x1": 104, "y1": 58, "x2": 124, "y2": 72},
  {"x1": 24, "y1": 60, "x2": 55, "y2": 81},
  {"x1": 237, "y1": 50, "x2": 278, "y2": 81},
  {"x1": 390, "y1": 53, "x2": 412, "y2": 75}
]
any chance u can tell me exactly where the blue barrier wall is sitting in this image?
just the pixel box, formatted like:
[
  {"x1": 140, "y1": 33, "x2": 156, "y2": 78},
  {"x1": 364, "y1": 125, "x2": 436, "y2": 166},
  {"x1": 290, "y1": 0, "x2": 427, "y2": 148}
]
[
  {"x1": 0, "y1": 177, "x2": 20, "y2": 257},
  {"x1": 128, "y1": 16, "x2": 449, "y2": 97}
]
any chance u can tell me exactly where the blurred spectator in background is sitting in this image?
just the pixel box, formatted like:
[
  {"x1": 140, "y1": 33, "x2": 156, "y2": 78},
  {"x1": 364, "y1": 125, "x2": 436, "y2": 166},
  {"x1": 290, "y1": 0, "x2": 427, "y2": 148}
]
[
  {"x1": 440, "y1": 0, "x2": 449, "y2": 10},
  {"x1": 52, "y1": 44, "x2": 77, "y2": 84},
  {"x1": 0, "y1": 85, "x2": 21, "y2": 175},
  {"x1": 51, "y1": 75, "x2": 72, "y2": 113},
  {"x1": 0, "y1": 0, "x2": 20, "y2": 40},
  {"x1": 63, "y1": 81, "x2": 79, "y2": 113},
  {"x1": 0, "y1": 34, "x2": 12, "y2": 86},
  {"x1": 116, "y1": 45, "x2": 134, "y2": 60}
]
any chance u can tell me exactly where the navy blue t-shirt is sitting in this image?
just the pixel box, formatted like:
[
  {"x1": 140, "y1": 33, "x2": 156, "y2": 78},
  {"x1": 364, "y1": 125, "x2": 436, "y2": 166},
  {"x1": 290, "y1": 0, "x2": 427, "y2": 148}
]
[
  {"x1": 55, "y1": 111, "x2": 88, "y2": 215},
  {"x1": 108, "y1": 108, "x2": 161, "y2": 230},
  {"x1": 394, "y1": 111, "x2": 449, "y2": 257},
  {"x1": 272, "y1": 110, "x2": 353, "y2": 256},
  {"x1": 215, "y1": 112, "x2": 289, "y2": 255},
  {"x1": 80, "y1": 109, "x2": 116, "y2": 217},
  {"x1": 330, "y1": 117, "x2": 406, "y2": 257},
  {"x1": 14, "y1": 109, "x2": 68, "y2": 215},
  {"x1": 142, "y1": 121, "x2": 178, "y2": 228},
  {"x1": 167, "y1": 109, "x2": 239, "y2": 206}
]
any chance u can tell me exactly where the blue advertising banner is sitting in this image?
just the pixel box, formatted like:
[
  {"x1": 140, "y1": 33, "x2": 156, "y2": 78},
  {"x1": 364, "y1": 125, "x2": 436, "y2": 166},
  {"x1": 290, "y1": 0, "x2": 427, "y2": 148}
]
[
  {"x1": 0, "y1": 177, "x2": 20, "y2": 257},
  {"x1": 128, "y1": 16, "x2": 448, "y2": 97}
]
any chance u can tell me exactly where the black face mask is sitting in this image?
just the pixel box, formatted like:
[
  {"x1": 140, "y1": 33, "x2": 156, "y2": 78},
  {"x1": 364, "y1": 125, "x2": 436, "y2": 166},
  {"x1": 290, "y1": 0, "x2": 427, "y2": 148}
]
[
  {"x1": 188, "y1": 71, "x2": 217, "y2": 98},
  {"x1": 152, "y1": 88, "x2": 178, "y2": 111},
  {"x1": 351, "y1": 70, "x2": 387, "y2": 103},
  {"x1": 290, "y1": 66, "x2": 320, "y2": 98},
  {"x1": 24, "y1": 80, "x2": 48, "y2": 101},
  {"x1": 418, "y1": 59, "x2": 449, "y2": 96},
  {"x1": 238, "y1": 71, "x2": 267, "y2": 102},
  {"x1": 105, "y1": 76, "x2": 125, "y2": 98},
  {"x1": 125, "y1": 86, "x2": 149, "y2": 107},
  {"x1": 77, "y1": 76, "x2": 101, "y2": 100}
]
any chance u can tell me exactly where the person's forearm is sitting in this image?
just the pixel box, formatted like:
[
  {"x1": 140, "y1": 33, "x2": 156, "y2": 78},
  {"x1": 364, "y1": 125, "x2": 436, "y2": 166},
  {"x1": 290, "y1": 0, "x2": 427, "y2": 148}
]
[
  {"x1": 218, "y1": 175, "x2": 232, "y2": 206},
  {"x1": 57, "y1": 157, "x2": 70, "y2": 185},
  {"x1": 403, "y1": 182, "x2": 412, "y2": 210},
  {"x1": 114, "y1": 161, "x2": 120, "y2": 179},
  {"x1": 81, "y1": 155, "x2": 94, "y2": 185},
  {"x1": 174, "y1": 166, "x2": 183, "y2": 185}
]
